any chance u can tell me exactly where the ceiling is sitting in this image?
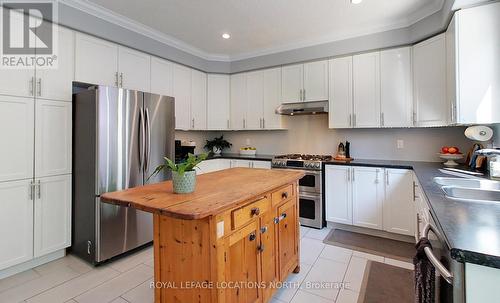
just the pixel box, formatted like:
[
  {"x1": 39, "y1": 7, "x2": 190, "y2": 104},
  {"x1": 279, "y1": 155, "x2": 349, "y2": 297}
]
[{"x1": 79, "y1": 0, "x2": 444, "y2": 61}]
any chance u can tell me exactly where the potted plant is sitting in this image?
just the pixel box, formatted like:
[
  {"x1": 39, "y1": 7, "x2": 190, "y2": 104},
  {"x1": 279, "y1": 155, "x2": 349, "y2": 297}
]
[
  {"x1": 204, "y1": 136, "x2": 232, "y2": 155},
  {"x1": 148, "y1": 153, "x2": 208, "y2": 194}
]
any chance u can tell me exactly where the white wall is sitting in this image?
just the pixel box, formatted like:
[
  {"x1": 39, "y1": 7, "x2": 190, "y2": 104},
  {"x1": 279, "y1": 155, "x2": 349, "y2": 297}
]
[
  {"x1": 191, "y1": 115, "x2": 473, "y2": 162},
  {"x1": 175, "y1": 130, "x2": 219, "y2": 154}
]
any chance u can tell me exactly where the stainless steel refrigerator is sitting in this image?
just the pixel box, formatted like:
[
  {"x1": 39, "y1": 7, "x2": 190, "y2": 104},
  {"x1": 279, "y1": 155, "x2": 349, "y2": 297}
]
[{"x1": 72, "y1": 85, "x2": 174, "y2": 264}]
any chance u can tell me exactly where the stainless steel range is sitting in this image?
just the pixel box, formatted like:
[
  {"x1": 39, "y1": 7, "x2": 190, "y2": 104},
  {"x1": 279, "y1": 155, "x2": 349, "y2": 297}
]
[{"x1": 272, "y1": 154, "x2": 332, "y2": 229}]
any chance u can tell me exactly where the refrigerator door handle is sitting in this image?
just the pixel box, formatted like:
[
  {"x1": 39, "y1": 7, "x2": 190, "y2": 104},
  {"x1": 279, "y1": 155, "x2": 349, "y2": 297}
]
[
  {"x1": 139, "y1": 107, "x2": 146, "y2": 172},
  {"x1": 145, "y1": 108, "x2": 152, "y2": 173}
]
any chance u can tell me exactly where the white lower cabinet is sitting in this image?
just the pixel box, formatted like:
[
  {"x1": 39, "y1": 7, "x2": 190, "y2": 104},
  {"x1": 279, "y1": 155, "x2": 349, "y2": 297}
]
[
  {"x1": 383, "y1": 169, "x2": 415, "y2": 236},
  {"x1": 325, "y1": 165, "x2": 415, "y2": 235},
  {"x1": 352, "y1": 167, "x2": 384, "y2": 230},
  {"x1": 196, "y1": 159, "x2": 270, "y2": 174},
  {"x1": 230, "y1": 160, "x2": 252, "y2": 168},
  {"x1": 251, "y1": 161, "x2": 272, "y2": 169},
  {"x1": 0, "y1": 180, "x2": 34, "y2": 271},
  {"x1": 34, "y1": 175, "x2": 72, "y2": 257}
]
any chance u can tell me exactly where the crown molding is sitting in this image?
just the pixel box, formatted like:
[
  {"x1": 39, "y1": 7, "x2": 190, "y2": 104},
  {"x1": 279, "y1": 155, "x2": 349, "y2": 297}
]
[{"x1": 60, "y1": 0, "x2": 445, "y2": 63}]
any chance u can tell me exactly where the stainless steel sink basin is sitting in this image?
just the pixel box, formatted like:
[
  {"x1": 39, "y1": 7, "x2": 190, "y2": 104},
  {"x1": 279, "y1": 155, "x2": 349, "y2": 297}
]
[
  {"x1": 441, "y1": 186, "x2": 500, "y2": 203},
  {"x1": 434, "y1": 177, "x2": 500, "y2": 190}
]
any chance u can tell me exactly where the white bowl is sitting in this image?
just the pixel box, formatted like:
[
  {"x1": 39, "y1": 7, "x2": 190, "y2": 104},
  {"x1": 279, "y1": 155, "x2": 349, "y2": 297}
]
[
  {"x1": 239, "y1": 149, "x2": 257, "y2": 156},
  {"x1": 438, "y1": 153, "x2": 464, "y2": 167}
]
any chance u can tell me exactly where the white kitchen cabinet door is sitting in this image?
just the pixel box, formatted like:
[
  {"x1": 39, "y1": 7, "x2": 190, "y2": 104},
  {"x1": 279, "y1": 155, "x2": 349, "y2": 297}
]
[
  {"x1": 281, "y1": 64, "x2": 303, "y2": 103},
  {"x1": 0, "y1": 180, "x2": 33, "y2": 270},
  {"x1": 246, "y1": 70, "x2": 264, "y2": 129},
  {"x1": 447, "y1": 3, "x2": 500, "y2": 124},
  {"x1": 36, "y1": 26, "x2": 74, "y2": 102},
  {"x1": 325, "y1": 165, "x2": 352, "y2": 225},
  {"x1": 380, "y1": 47, "x2": 413, "y2": 127},
  {"x1": 353, "y1": 52, "x2": 381, "y2": 128},
  {"x1": 218, "y1": 159, "x2": 232, "y2": 170},
  {"x1": 172, "y1": 64, "x2": 191, "y2": 130},
  {"x1": 329, "y1": 57, "x2": 353, "y2": 128},
  {"x1": 352, "y1": 167, "x2": 383, "y2": 230},
  {"x1": 190, "y1": 70, "x2": 207, "y2": 130},
  {"x1": 303, "y1": 60, "x2": 329, "y2": 102},
  {"x1": 383, "y1": 169, "x2": 415, "y2": 236},
  {"x1": 150, "y1": 57, "x2": 173, "y2": 97},
  {"x1": 35, "y1": 100, "x2": 72, "y2": 178},
  {"x1": 263, "y1": 68, "x2": 283, "y2": 129},
  {"x1": 75, "y1": 33, "x2": 118, "y2": 87},
  {"x1": 207, "y1": 74, "x2": 230, "y2": 130},
  {"x1": 0, "y1": 96, "x2": 34, "y2": 182},
  {"x1": 34, "y1": 175, "x2": 71, "y2": 257},
  {"x1": 230, "y1": 73, "x2": 246, "y2": 130},
  {"x1": 118, "y1": 46, "x2": 151, "y2": 92},
  {"x1": 251, "y1": 161, "x2": 271, "y2": 169},
  {"x1": 230, "y1": 160, "x2": 252, "y2": 168},
  {"x1": 0, "y1": 9, "x2": 35, "y2": 98},
  {"x1": 413, "y1": 34, "x2": 448, "y2": 127}
]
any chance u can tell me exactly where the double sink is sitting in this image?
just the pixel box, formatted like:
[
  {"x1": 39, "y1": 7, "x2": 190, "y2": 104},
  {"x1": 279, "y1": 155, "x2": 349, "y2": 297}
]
[{"x1": 434, "y1": 177, "x2": 500, "y2": 203}]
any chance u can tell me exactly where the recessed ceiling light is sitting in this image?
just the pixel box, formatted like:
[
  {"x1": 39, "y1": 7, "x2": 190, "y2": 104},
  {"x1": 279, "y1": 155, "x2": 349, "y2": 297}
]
[
  {"x1": 351, "y1": 0, "x2": 362, "y2": 4},
  {"x1": 222, "y1": 33, "x2": 231, "y2": 39}
]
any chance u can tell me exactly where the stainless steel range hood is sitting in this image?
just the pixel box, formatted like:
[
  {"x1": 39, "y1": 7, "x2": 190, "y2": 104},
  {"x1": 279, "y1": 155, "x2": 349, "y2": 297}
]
[{"x1": 275, "y1": 101, "x2": 329, "y2": 115}]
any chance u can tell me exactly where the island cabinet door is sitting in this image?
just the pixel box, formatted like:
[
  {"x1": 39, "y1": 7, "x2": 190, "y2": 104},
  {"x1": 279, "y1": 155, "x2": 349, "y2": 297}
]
[
  {"x1": 276, "y1": 199, "x2": 298, "y2": 280},
  {"x1": 224, "y1": 220, "x2": 262, "y2": 303},
  {"x1": 260, "y1": 211, "x2": 279, "y2": 302}
]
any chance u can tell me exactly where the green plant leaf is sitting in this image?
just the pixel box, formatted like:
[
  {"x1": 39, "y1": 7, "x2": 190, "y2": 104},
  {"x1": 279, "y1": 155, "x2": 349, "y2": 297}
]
[{"x1": 146, "y1": 164, "x2": 165, "y2": 182}]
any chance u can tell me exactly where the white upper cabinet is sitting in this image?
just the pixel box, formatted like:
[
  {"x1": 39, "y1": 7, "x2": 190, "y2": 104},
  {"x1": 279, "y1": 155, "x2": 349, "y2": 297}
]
[
  {"x1": 246, "y1": 70, "x2": 264, "y2": 129},
  {"x1": 207, "y1": 74, "x2": 230, "y2": 130},
  {"x1": 353, "y1": 52, "x2": 381, "y2": 128},
  {"x1": 172, "y1": 64, "x2": 191, "y2": 130},
  {"x1": 35, "y1": 100, "x2": 72, "y2": 178},
  {"x1": 413, "y1": 33, "x2": 448, "y2": 127},
  {"x1": 118, "y1": 46, "x2": 151, "y2": 92},
  {"x1": 150, "y1": 57, "x2": 173, "y2": 97},
  {"x1": 36, "y1": 26, "x2": 74, "y2": 102},
  {"x1": 282, "y1": 61, "x2": 328, "y2": 103},
  {"x1": 0, "y1": 96, "x2": 34, "y2": 182},
  {"x1": 329, "y1": 57, "x2": 353, "y2": 128},
  {"x1": 325, "y1": 165, "x2": 352, "y2": 225},
  {"x1": 230, "y1": 73, "x2": 247, "y2": 130},
  {"x1": 303, "y1": 61, "x2": 329, "y2": 102},
  {"x1": 75, "y1": 33, "x2": 118, "y2": 87},
  {"x1": 0, "y1": 180, "x2": 34, "y2": 271},
  {"x1": 383, "y1": 169, "x2": 415, "y2": 236},
  {"x1": 380, "y1": 47, "x2": 413, "y2": 127},
  {"x1": 281, "y1": 64, "x2": 304, "y2": 103},
  {"x1": 262, "y1": 68, "x2": 283, "y2": 129},
  {"x1": 447, "y1": 2, "x2": 500, "y2": 124},
  {"x1": 34, "y1": 175, "x2": 71, "y2": 257},
  {"x1": 191, "y1": 70, "x2": 207, "y2": 130},
  {"x1": 352, "y1": 167, "x2": 384, "y2": 230}
]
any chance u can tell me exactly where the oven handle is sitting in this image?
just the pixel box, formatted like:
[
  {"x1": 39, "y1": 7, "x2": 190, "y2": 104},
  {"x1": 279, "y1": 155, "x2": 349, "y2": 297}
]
[
  {"x1": 421, "y1": 223, "x2": 454, "y2": 284},
  {"x1": 299, "y1": 192, "x2": 321, "y2": 200}
]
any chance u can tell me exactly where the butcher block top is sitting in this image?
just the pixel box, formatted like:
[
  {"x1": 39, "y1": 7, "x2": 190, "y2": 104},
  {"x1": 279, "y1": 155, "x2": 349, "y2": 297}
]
[{"x1": 100, "y1": 168, "x2": 304, "y2": 220}]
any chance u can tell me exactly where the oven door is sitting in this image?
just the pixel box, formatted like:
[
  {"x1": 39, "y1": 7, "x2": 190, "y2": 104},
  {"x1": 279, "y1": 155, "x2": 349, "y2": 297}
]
[
  {"x1": 419, "y1": 214, "x2": 465, "y2": 303},
  {"x1": 298, "y1": 193, "x2": 322, "y2": 229},
  {"x1": 299, "y1": 170, "x2": 321, "y2": 194}
]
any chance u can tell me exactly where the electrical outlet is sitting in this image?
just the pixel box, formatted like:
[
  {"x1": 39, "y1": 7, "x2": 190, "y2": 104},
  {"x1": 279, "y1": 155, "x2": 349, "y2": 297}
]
[{"x1": 397, "y1": 140, "x2": 404, "y2": 149}]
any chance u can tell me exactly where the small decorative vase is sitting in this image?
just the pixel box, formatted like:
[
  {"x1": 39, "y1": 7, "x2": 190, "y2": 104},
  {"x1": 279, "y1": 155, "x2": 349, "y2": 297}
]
[
  {"x1": 172, "y1": 170, "x2": 196, "y2": 194},
  {"x1": 213, "y1": 147, "x2": 222, "y2": 155}
]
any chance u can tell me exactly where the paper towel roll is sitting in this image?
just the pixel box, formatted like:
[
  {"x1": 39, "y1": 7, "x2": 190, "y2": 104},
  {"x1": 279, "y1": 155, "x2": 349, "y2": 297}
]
[{"x1": 464, "y1": 126, "x2": 493, "y2": 141}]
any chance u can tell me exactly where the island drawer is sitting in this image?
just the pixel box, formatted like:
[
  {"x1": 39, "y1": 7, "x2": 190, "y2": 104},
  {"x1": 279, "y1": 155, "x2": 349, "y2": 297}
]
[
  {"x1": 272, "y1": 184, "x2": 294, "y2": 207},
  {"x1": 232, "y1": 196, "x2": 270, "y2": 230}
]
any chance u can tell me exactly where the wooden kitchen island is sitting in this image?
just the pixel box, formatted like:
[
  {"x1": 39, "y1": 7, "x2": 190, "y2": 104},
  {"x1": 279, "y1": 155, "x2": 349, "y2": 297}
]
[{"x1": 101, "y1": 167, "x2": 304, "y2": 303}]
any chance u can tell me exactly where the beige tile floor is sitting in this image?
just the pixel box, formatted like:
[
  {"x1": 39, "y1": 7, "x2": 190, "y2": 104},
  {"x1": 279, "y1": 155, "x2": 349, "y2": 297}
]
[{"x1": 0, "y1": 227, "x2": 414, "y2": 303}]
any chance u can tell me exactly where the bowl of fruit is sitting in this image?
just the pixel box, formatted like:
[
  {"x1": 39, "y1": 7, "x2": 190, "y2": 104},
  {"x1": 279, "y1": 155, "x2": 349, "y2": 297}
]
[
  {"x1": 240, "y1": 147, "x2": 257, "y2": 156},
  {"x1": 438, "y1": 146, "x2": 463, "y2": 167}
]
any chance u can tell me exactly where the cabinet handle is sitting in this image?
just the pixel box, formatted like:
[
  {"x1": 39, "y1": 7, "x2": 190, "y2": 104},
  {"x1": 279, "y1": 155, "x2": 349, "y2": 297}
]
[
  {"x1": 412, "y1": 112, "x2": 417, "y2": 125},
  {"x1": 353, "y1": 114, "x2": 356, "y2": 127},
  {"x1": 29, "y1": 77, "x2": 34, "y2": 96},
  {"x1": 346, "y1": 169, "x2": 350, "y2": 182},
  {"x1": 352, "y1": 169, "x2": 355, "y2": 182},
  {"x1": 375, "y1": 169, "x2": 379, "y2": 184},
  {"x1": 249, "y1": 233, "x2": 256, "y2": 241},
  {"x1": 36, "y1": 180, "x2": 41, "y2": 199},
  {"x1": 29, "y1": 181, "x2": 34, "y2": 200},
  {"x1": 114, "y1": 72, "x2": 119, "y2": 87},
  {"x1": 281, "y1": 192, "x2": 288, "y2": 199},
  {"x1": 260, "y1": 226, "x2": 268, "y2": 234},
  {"x1": 299, "y1": 89, "x2": 302, "y2": 101},
  {"x1": 386, "y1": 171, "x2": 389, "y2": 186},
  {"x1": 413, "y1": 181, "x2": 417, "y2": 201},
  {"x1": 191, "y1": 118, "x2": 195, "y2": 129},
  {"x1": 243, "y1": 118, "x2": 246, "y2": 129},
  {"x1": 380, "y1": 112, "x2": 384, "y2": 126},
  {"x1": 257, "y1": 244, "x2": 265, "y2": 253},
  {"x1": 37, "y1": 78, "x2": 42, "y2": 96},
  {"x1": 227, "y1": 119, "x2": 229, "y2": 129},
  {"x1": 250, "y1": 207, "x2": 260, "y2": 217},
  {"x1": 349, "y1": 114, "x2": 352, "y2": 127},
  {"x1": 262, "y1": 118, "x2": 265, "y2": 129},
  {"x1": 119, "y1": 73, "x2": 124, "y2": 87},
  {"x1": 303, "y1": 89, "x2": 306, "y2": 101},
  {"x1": 274, "y1": 213, "x2": 287, "y2": 224}
]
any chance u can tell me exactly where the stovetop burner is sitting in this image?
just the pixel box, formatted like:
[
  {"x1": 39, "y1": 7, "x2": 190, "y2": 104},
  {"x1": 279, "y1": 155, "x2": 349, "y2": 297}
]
[{"x1": 274, "y1": 154, "x2": 333, "y2": 161}]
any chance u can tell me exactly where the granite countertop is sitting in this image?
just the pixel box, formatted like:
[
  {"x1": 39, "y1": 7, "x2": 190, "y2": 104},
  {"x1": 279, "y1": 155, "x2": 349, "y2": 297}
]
[
  {"x1": 323, "y1": 159, "x2": 500, "y2": 269},
  {"x1": 207, "y1": 153, "x2": 274, "y2": 161}
]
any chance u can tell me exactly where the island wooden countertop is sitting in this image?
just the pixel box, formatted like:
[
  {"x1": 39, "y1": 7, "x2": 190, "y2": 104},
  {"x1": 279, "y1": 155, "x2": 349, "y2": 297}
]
[{"x1": 100, "y1": 168, "x2": 304, "y2": 220}]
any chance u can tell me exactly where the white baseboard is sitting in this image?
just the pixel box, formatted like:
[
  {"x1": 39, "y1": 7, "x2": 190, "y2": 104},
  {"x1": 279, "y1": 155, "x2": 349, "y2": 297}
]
[{"x1": 0, "y1": 249, "x2": 66, "y2": 280}]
